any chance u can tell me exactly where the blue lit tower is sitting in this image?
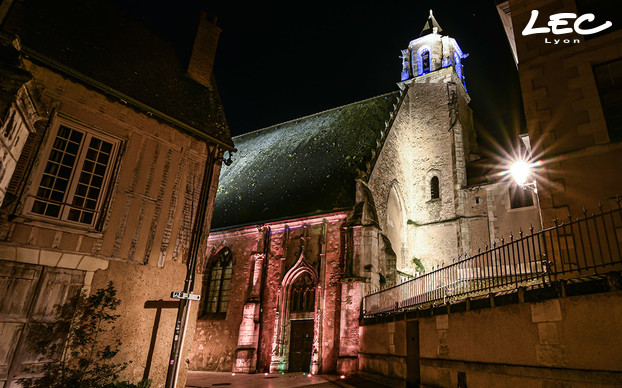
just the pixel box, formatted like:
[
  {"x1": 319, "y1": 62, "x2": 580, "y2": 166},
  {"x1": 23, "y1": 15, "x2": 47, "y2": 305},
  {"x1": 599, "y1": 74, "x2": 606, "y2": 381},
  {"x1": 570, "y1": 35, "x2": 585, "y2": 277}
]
[{"x1": 400, "y1": 10, "x2": 467, "y2": 87}]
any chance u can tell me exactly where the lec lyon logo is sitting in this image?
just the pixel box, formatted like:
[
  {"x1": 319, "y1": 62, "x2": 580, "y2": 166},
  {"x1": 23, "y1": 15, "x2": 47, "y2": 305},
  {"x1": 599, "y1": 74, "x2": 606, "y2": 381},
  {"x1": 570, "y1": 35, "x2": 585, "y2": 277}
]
[{"x1": 522, "y1": 10, "x2": 613, "y2": 44}]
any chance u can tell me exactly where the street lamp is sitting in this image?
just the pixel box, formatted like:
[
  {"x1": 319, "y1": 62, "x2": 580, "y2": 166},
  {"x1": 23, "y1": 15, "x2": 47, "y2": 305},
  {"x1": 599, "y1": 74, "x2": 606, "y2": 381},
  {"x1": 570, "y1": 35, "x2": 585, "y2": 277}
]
[{"x1": 509, "y1": 159, "x2": 538, "y2": 192}]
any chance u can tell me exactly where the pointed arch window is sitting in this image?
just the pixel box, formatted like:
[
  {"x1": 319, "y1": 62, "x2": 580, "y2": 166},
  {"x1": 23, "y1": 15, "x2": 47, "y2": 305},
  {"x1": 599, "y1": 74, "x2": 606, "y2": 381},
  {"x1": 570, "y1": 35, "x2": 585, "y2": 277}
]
[
  {"x1": 204, "y1": 248, "x2": 233, "y2": 315},
  {"x1": 290, "y1": 273, "x2": 316, "y2": 313},
  {"x1": 430, "y1": 176, "x2": 440, "y2": 199}
]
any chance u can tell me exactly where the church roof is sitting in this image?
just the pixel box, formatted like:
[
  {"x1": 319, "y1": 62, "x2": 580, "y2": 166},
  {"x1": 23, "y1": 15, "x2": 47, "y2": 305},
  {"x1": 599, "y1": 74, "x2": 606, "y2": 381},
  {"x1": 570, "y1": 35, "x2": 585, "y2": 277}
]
[
  {"x1": 419, "y1": 10, "x2": 443, "y2": 36},
  {"x1": 211, "y1": 91, "x2": 400, "y2": 230},
  {"x1": 2, "y1": 0, "x2": 233, "y2": 147}
]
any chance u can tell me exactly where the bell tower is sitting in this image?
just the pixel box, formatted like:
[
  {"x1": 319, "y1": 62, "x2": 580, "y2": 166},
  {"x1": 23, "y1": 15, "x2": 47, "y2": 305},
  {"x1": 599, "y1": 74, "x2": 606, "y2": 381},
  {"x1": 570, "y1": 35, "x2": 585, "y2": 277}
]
[{"x1": 400, "y1": 10, "x2": 467, "y2": 86}]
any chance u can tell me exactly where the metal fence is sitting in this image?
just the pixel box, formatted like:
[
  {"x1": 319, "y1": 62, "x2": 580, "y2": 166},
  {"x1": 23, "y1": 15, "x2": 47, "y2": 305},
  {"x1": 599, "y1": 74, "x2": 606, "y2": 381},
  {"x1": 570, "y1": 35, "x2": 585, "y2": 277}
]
[{"x1": 363, "y1": 202, "x2": 622, "y2": 316}]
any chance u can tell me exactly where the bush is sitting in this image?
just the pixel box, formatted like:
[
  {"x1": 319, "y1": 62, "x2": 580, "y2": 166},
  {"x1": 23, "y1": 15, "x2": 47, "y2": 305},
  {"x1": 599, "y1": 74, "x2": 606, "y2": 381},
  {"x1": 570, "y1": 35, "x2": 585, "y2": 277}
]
[{"x1": 20, "y1": 282, "x2": 150, "y2": 388}]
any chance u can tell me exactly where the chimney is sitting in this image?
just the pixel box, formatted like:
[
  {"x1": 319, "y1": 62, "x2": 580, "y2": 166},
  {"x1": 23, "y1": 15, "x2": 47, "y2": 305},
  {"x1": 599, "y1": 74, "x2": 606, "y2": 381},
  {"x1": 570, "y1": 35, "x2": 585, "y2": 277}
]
[{"x1": 187, "y1": 12, "x2": 221, "y2": 88}]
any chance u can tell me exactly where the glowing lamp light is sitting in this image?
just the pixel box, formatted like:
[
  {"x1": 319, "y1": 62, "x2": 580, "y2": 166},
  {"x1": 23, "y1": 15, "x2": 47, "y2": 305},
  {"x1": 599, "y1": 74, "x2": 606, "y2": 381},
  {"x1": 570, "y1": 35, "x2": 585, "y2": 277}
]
[
  {"x1": 264, "y1": 372, "x2": 269, "y2": 376},
  {"x1": 341, "y1": 375, "x2": 346, "y2": 379},
  {"x1": 231, "y1": 373, "x2": 235, "y2": 376},
  {"x1": 509, "y1": 160, "x2": 531, "y2": 186}
]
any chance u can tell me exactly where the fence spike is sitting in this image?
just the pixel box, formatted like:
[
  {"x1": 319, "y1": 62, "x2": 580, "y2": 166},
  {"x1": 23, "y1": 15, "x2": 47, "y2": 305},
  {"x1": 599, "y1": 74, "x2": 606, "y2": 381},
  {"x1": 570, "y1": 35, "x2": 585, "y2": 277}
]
[
  {"x1": 530, "y1": 224, "x2": 534, "y2": 234},
  {"x1": 478, "y1": 248, "x2": 481, "y2": 254},
  {"x1": 501, "y1": 237, "x2": 505, "y2": 244},
  {"x1": 568, "y1": 213, "x2": 573, "y2": 222},
  {"x1": 554, "y1": 217, "x2": 559, "y2": 226},
  {"x1": 485, "y1": 244, "x2": 488, "y2": 250},
  {"x1": 519, "y1": 229, "x2": 523, "y2": 238}
]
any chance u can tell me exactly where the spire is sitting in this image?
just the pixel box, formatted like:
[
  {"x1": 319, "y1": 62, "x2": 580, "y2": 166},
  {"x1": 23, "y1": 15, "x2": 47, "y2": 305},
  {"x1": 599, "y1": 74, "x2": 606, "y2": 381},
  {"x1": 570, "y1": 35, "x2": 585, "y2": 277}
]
[{"x1": 419, "y1": 9, "x2": 443, "y2": 37}]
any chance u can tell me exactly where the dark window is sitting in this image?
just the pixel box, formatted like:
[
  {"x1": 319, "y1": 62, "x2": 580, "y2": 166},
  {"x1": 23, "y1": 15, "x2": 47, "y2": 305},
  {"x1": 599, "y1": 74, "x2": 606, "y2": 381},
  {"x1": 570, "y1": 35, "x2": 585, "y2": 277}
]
[
  {"x1": 421, "y1": 50, "x2": 430, "y2": 74},
  {"x1": 594, "y1": 59, "x2": 622, "y2": 142},
  {"x1": 509, "y1": 187, "x2": 534, "y2": 209},
  {"x1": 290, "y1": 273, "x2": 315, "y2": 313},
  {"x1": 29, "y1": 123, "x2": 117, "y2": 227},
  {"x1": 430, "y1": 176, "x2": 440, "y2": 199},
  {"x1": 204, "y1": 248, "x2": 233, "y2": 315}
]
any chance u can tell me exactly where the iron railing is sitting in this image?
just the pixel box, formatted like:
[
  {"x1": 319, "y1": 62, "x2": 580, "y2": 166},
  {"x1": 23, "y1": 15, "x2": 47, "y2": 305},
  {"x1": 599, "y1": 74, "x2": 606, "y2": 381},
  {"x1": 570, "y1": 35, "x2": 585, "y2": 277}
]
[{"x1": 363, "y1": 202, "x2": 622, "y2": 316}]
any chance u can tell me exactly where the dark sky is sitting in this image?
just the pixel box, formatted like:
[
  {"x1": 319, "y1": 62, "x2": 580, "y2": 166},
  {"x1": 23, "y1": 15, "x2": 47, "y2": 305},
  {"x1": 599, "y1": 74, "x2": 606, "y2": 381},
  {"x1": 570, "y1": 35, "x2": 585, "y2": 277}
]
[
  {"x1": 120, "y1": 0, "x2": 524, "y2": 153},
  {"x1": 206, "y1": 1, "x2": 524, "y2": 154}
]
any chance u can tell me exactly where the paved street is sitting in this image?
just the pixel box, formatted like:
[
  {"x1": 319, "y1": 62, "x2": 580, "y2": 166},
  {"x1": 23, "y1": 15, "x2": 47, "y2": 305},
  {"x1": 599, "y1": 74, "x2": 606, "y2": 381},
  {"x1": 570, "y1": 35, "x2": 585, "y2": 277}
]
[{"x1": 185, "y1": 371, "x2": 392, "y2": 388}]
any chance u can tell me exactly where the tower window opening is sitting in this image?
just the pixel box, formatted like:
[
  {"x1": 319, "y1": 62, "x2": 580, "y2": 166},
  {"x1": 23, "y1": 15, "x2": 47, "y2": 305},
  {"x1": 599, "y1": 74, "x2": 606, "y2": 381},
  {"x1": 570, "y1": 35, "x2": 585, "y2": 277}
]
[
  {"x1": 430, "y1": 176, "x2": 440, "y2": 199},
  {"x1": 421, "y1": 50, "x2": 430, "y2": 74}
]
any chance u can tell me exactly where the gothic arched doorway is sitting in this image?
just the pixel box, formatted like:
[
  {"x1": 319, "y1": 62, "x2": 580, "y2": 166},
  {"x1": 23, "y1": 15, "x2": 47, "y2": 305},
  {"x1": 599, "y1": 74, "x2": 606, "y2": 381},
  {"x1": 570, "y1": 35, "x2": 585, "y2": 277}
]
[
  {"x1": 269, "y1": 254, "x2": 318, "y2": 373},
  {"x1": 288, "y1": 272, "x2": 316, "y2": 372}
]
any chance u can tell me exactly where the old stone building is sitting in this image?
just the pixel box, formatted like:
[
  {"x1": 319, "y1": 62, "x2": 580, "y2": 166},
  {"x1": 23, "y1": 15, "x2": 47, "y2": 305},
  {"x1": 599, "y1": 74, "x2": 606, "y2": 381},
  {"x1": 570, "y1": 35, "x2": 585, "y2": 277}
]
[
  {"x1": 496, "y1": 0, "x2": 622, "y2": 226},
  {"x1": 351, "y1": 4, "x2": 621, "y2": 388},
  {"x1": 0, "y1": 1, "x2": 232, "y2": 387},
  {"x1": 188, "y1": 11, "x2": 541, "y2": 376}
]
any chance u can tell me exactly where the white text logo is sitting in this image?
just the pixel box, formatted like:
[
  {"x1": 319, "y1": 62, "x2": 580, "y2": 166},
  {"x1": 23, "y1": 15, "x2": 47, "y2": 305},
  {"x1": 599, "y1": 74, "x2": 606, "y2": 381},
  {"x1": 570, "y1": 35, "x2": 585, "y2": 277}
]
[{"x1": 522, "y1": 10, "x2": 612, "y2": 36}]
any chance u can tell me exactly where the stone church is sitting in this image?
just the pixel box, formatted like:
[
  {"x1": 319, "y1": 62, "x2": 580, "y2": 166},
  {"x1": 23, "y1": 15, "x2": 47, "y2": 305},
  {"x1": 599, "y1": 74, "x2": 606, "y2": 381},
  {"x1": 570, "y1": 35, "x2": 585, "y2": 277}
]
[{"x1": 189, "y1": 11, "x2": 541, "y2": 376}]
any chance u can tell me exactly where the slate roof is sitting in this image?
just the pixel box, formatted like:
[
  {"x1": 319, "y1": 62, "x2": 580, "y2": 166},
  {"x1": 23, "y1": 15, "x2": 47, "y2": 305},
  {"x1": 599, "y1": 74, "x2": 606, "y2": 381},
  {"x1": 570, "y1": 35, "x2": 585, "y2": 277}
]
[
  {"x1": 2, "y1": 0, "x2": 232, "y2": 147},
  {"x1": 211, "y1": 91, "x2": 401, "y2": 229}
]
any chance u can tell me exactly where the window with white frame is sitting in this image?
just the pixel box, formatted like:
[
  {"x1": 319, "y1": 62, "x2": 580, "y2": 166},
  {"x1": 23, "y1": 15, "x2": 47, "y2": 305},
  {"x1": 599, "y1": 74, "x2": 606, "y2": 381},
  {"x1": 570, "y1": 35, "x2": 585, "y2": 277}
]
[{"x1": 26, "y1": 119, "x2": 119, "y2": 227}]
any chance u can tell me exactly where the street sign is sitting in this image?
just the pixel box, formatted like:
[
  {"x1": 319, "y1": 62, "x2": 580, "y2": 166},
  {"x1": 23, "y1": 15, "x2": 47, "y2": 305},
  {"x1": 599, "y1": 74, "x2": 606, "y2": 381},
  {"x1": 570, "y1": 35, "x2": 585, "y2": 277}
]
[{"x1": 171, "y1": 291, "x2": 201, "y2": 301}]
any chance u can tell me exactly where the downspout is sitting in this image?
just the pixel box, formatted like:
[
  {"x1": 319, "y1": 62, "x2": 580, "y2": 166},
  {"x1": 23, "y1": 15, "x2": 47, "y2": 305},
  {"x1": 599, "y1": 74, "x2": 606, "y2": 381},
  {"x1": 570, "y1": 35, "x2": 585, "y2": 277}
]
[{"x1": 165, "y1": 144, "x2": 219, "y2": 388}]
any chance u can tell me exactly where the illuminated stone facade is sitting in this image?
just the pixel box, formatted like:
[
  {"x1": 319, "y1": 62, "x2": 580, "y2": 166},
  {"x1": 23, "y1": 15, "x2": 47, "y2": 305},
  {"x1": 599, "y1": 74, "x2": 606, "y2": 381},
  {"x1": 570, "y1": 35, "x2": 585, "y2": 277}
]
[
  {"x1": 188, "y1": 11, "x2": 542, "y2": 375},
  {"x1": 497, "y1": 0, "x2": 622, "y2": 225},
  {"x1": 0, "y1": 4, "x2": 232, "y2": 387}
]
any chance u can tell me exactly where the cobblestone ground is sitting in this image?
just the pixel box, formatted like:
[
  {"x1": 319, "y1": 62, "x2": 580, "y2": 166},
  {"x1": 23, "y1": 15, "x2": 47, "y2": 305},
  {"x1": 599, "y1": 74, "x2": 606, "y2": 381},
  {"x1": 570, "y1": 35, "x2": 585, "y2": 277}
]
[{"x1": 185, "y1": 371, "x2": 392, "y2": 388}]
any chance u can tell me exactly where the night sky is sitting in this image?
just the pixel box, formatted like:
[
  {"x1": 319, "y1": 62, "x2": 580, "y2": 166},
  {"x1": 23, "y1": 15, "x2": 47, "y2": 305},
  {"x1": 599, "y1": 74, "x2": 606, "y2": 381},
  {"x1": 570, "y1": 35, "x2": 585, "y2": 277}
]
[
  {"x1": 207, "y1": 1, "x2": 524, "y2": 155},
  {"x1": 122, "y1": 1, "x2": 524, "y2": 154}
]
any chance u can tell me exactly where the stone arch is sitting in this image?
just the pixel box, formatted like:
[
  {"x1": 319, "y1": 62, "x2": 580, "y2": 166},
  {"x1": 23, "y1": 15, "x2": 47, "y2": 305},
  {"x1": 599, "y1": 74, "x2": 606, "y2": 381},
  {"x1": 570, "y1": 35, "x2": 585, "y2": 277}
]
[
  {"x1": 270, "y1": 252, "x2": 319, "y2": 373},
  {"x1": 385, "y1": 181, "x2": 408, "y2": 270}
]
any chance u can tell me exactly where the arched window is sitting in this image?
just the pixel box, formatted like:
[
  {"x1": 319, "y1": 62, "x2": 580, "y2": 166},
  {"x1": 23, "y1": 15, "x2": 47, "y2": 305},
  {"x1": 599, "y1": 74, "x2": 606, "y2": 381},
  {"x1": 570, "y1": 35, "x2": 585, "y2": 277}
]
[
  {"x1": 417, "y1": 46, "x2": 431, "y2": 75},
  {"x1": 290, "y1": 272, "x2": 316, "y2": 313},
  {"x1": 430, "y1": 176, "x2": 440, "y2": 199},
  {"x1": 204, "y1": 248, "x2": 233, "y2": 315}
]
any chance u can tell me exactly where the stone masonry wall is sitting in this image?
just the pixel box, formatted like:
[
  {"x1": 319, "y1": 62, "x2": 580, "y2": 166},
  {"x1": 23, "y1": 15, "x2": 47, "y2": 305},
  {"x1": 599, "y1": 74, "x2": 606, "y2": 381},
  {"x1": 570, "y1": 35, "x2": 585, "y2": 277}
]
[
  {"x1": 188, "y1": 212, "x2": 348, "y2": 374},
  {"x1": 359, "y1": 290, "x2": 622, "y2": 387},
  {"x1": 508, "y1": 0, "x2": 622, "y2": 226}
]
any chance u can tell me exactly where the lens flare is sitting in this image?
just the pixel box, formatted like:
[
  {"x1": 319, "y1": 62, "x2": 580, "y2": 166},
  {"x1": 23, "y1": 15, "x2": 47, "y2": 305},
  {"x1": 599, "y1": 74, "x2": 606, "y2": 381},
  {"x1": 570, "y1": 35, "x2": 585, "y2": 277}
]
[{"x1": 510, "y1": 160, "x2": 531, "y2": 186}]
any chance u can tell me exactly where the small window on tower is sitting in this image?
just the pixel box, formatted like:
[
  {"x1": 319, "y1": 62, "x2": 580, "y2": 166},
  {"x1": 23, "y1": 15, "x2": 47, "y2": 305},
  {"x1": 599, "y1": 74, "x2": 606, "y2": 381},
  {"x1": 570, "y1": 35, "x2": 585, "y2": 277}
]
[
  {"x1": 421, "y1": 50, "x2": 430, "y2": 74},
  {"x1": 430, "y1": 176, "x2": 440, "y2": 200}
]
